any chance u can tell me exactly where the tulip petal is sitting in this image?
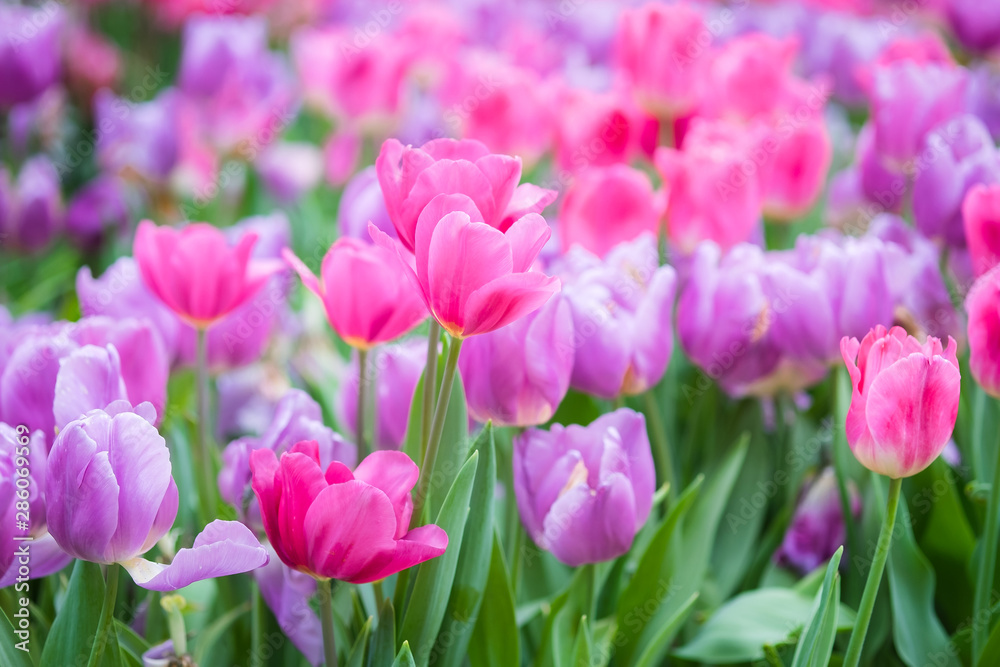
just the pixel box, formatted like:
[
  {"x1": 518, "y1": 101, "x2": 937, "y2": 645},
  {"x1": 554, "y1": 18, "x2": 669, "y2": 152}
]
[
  {"x1": 474, "y1": 153, "x2": 522, "y2": 221},
  {"x1": 461, "y1": 272, "x2": 561, "y2": 337},
  {"x1": 276, "y1": 451, "x2": 328, "y2": 568},
  {"x1": 353, "y1": 451, "x2": 418, "y2": 539},
  {"x1": 404, "y1": 160, "x2": 497, "y2": 232},
  {"x1": 282, "y1": 248, "x2": 322, "y2": 297},
  {"x1": 254, "y1": 546, "x2": 323, "y2": 666},
  {"x1": 504, "y1": 213, "x2": 551, "y2": 273},
  {"x1": 122, "y1": 520, "x2": 269, "y2": 591},
  {"x1": 0, "y1": 534, "x2": 73, "y2": 588},
  {"x1": 369, "y1": 222, "x2": 429, "y2": 310},
  {"x1": 53, "y1": 345, "x2": 128, "y2": 431},
  {"x1": 357, "y1": 524, "x2": 448, "y2": 583},
  {"x1": 250, "y1": 449, "x2": 291, "y2": 564},
  {"x1": 542, "y1": 472, "x2": 637, "y2": 567}
]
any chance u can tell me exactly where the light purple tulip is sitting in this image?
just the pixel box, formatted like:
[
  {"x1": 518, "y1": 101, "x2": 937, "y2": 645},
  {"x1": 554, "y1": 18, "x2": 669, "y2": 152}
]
[
  {"x1": 554, "y1": 234, "x2": 676, "y2": 400},
  {"x1": 216, "y1": 364, "x2": 286, "y2": 441},
  {"x1": 337, "y1": 339, "x2": 424, "y2": 451},
  {"x1": 65, "y1": 176, "x2": 130, "y2": 249},
  {"x1": 254, "y1": 544, "x2": 323, "y2": 666},
  {"x1": 967, "y1": 65, "x2": 1000, "y2": 141},
  {"x1": 913, "y1": 115, "x2": 1000, "y2": 249},
  {"x1": 513, "y1": 408, "x2": 654, "y2": 567},
  {"x1": 178, "y1": 15, "x2": 269, "y2": 97},
  {"x1": 459, "y1": 294, "x2": 574, "y2": 427},
  {"x1": 52, "y1": 345, "x2": 128, "y2": 431},
  {"x1": 95, "y1": 88, "x2": 179, "y2": 184},
  {"x1": 255, "y1": 142, "x2": 323, "y2": 205},
  {"x1": 0, "y1": 156, "x2": 62, "y2": 252},
  {"x1": 219, "y1": 389, "x2": 356, "y2": 531},
  {"x1": 856, "y1": 122, "x2": 906, "y2": 215},
  {"x1": 775, "y1": 468, "x2": 860, "y2": 574},
  {"x1": 0, "y1": 5, "x2": 62, "y2": 108},
  {"x1": 337, "y1": 166, "x2": 397, "y2": 242},
  {"x1": 46, "y1": 402, "x2": 268, "y2": 590},
  {"x1": 798, "y1": 12, "x2": 886, "y2": 107}
]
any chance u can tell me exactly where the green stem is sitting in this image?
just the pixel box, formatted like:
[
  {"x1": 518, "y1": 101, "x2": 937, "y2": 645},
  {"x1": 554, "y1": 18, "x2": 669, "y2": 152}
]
[
  {"x1": 196, "y1": 328, "x2": 215, "y2": 521},
  {"x1": 414, "y1": 336, "x2": 463, "y2": 521},
  {"x1": 510, "y1": 520, "x2": 524, "y2": 603},
  {"x1": 162, "y1": 595, "x2": 187, "y2": 657},
  {"x1": 420, "y1": 321, "x2": 441, "y2": 463},
  {"x1": 88, "y1": 564, "x2": 120, "y2": 667},
  {"x1": 643, "y1": 391, "x2": 675, "y2": 498},
  {"x1": 843, "y1": 477, "x2": 902, "y2": 667},
  {"x1": 318, "y1": 578, "x2": 338, "y2": 667},
  {"x1": 973, "y1": 419, "x2": 1000, "y2": 663},
  {"x1": 373, "y1": 579, "x2": 384, "y2": 610},
  {"x1": 251, "y1": 582, "x2": 262, "y2": 667},
  {"x1": 356, "y1": 348, "x2": 369, "y2": 459}
]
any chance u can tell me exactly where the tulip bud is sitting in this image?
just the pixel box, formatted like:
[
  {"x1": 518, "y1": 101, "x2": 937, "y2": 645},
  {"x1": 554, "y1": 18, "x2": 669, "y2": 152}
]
[{"x1": 775, "y1": 468, "x2": 861, "y2": 574}]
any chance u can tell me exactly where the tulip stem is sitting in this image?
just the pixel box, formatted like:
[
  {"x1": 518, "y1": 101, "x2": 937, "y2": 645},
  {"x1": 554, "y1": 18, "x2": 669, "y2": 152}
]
[
  {"x1": 843, "y1": 476, "x2": 902, "y2": 667},
  {"x1": 196, "y1": 327, "x2": 215, "y2": 521},
  {"x1": 415, "y1": 336, "x2": 463, "y2": 521},
  {"x1": 88, "y1": 563, "x2": 120, "y2": 667},
  {"x1": 251, "y1": 583, "x2": 262, "y2": 667},
  {"x1": 973, "y1": 416, "x2": 1000, "y2": 664},
  {"x1": 357, "y1": 348, "x2": 369, "y2": 458},
  {"x1": 420, "y1": 321, "x2": 441, "y2": 462},
  {"x1": 643, "y1": 391, "x2": 676, "y2": 499},
  {"x1": 318, "y1": 578, "x2": 338, "y2": 667}
]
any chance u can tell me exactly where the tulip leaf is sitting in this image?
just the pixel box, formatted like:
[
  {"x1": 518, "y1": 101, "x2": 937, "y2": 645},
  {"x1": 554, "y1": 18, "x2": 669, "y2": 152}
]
[
  {"x1": 873, "y1": 474, "x2": 961, "y2": 667},
  {"x1": 191, "y1": 600, "x2": 249, "y2": 666},
  {"x1": 790, "y1": 547, "x2": 843, "y2": 667},
  {"x1": 432, "y1": 423, "x2": 497, "y2": 667},
  {"x1": 0, "y1": 607, "x2": 33, "y2": 667},
  {"x1": 469, "y1": 533, "x2": 519, "y2": 667},
  {"x1": 41, "y1": 559, "x2": 122, "y2": 667},
  {"x1": 616, "y1": 435, "x2": 748, "y2": 665},
  {"x1": 393, "y1": 641, "x2": 417, "y2": 667},
  {"x1": 115, "y1": 619, "x2": 151, "y2": 666},
  {"x1": 634, "y1": 592, "x2": 699, "y2": 667},
  {"x1": 368, "y1": 598, "x2": 396, "y2": 667},
  {"x1": 399, "y1": 452, "x2": 479, "y2": 667},
  {"x1": 347, "y1": 616, "x2": 372, "y2": 667},
  {"x1": 672, "y1": 587, "x2": 855, "y2": 663},
  {"x1": 571, "y1": 615, "x2": 593, "y2": 667}
]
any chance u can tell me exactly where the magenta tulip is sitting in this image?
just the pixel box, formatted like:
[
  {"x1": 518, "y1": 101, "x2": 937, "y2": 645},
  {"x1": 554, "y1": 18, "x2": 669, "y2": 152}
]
[
  {"x1": 841, "y1": 326, "x2": 960, "y2": 478},
  {"x1": 284, "y1": 238, "x2": 427, "y2": 349},
  {"x1": 968, "y1": 265, "x2": 1000, "y2": 397},
  {"x1": 964, "y1": 184, "x2": 1000, "y2": 278},
  {"x1": 250, "y1": 441, "x2": 447, "y2": 583}
]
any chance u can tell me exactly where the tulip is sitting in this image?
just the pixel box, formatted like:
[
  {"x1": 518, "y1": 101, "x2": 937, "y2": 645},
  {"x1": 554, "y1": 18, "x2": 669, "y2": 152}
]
[
  {"x1": 338, "y1": 339, "x2": 425, "y2": 451},
  {"x1": 968, "y1": 265, "x2": 1000, "y2": 397},
  {"x1": 284, "y1": 238, "x2": 427, "y2": 349},
  {"x1": 914, "y1": 115, "x2": 1000, "y2": 249},
  {"x1": 556, "y1": 235, "x2": 676, "y2": 399},
  {"x1": 945, "y1": 0, "x2": 1000, "y2": 53},
  {"x1": 0, "y1": 5, "x2": 62, "y2": 108},
  {"x1": 798, "y1": 12, "x2": 886, "y2": 107},
  {"x1": 65, "y1": 176, "x2": 129, "y2": 249},
  {"x1": 703, "y1": 34, "x2": 800, "y2": 120},
  {"x1": 46, "y1": 402, "x2": 269, "y2": 590},
  {"x1": 558, "y1": 165, "x2": 663, "y2": 257},
  {"x1": 253, "y1": 545, "x2": 323, "y2": 666},
  {"x1": 856, "y1": 122, "x2": 907, "y2": 215},
  {"x1": 219, "y1": 389, "x2": 356, "y2": 531},
  {"x1": 759, "y1": 115, "x2": 832, "y2": 221},
  {"x1": 95, "y1": 89, "x2": 179, "y2": 184},
  {"x1": 967, "y1": 65, "x2": 1000, "y2": 141},
  {"x1": 255, "y1": 142, "x2": 323, "y2": 204},
  {"x1": 459, "y1": 294, "x2": 574, "y2": 426},
  {"x1": 135, "y1": 220, "x2": 283, "y2": 329},
  {"x1": 513, "y1": 409, "x2": 655, "y2": 566},
  {"x1": 841, "y1": 326, "x2": 960, "y2": 479},
  {"x1": 614, "y1": 2, "x2": 707, "y2": 118},
  {"x1": 250, "y1": 441, "x2": 448, "y2": 582},
  {"x1": 0, "y1": 156, "x2": 62, "y2": 252},
  {"x1": 338, "y1": 166, "x2": 397, "y2": 241},
  {"x1": 177, "y1": 15, "x2": 268, "y2": 97},
  {"x1": 64, "y1": 27, "x2": 121, "y2": 107},
  {"x1": 774, "y1": 468, "x2": 861, "y2": 575},
  {"x1": 964, "y1": 184, "x2": 1000, "y2": 278},
  {"x1": 655, "y1": 119, "x2": 763, "y2": 253},
  {"x1": 375, "y1": 138, "x2": 556, "y2": 251},
  {"x1": 554, "y1": 87, "x2": 637, "y2": 172}
]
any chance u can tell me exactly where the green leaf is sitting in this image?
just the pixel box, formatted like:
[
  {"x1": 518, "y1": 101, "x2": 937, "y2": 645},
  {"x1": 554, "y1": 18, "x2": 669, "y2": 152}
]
[
  {"x1": 633, "y1": 592, "x2": 699, "y2": 667},
  {"x1": 347, "y1": 616, "x2": 373, "y2": 667},
  {"x1": 191, "y1": 601, "x2": 249, "y2": 666},
  {"x1": 571, "y1": 616, "x2": 593, "y2": 667},
  {"x1": 873, "y1": 475, "x2": 961, "y2": 667},
  {"x1": 41, "y1": 560, "x2": 122, "y2": 667},
  {"x1": 980, "y1": 611, "x2": 1000, "y2": 666},
  {"x1": 469, "y1": 534, "x2": 519, "y2": 667},
  {"x1": 115, "y1": 619, "x2": 151, "y2": 666},
  {"x1": 368, "y1": 599, "x2": 396, "y2": 667},
  {"x1": 399, "y1": 452, "x2": 479, "y2": 667},
  {"x1": 0, "y1": 607, "x2": 33, "y2": 667},
  {"x1": 672, "y1": 588, "x2": 855, "y2": 663},
  {"x1": 791, "y1": 547, "x2": 843, "y2": 667},
  {"x1": 432, "y1": 424, "x2": 497, "y2": 667},
  {"x1": 392, "y1": 641, "x2": 417, "y2": 667}
]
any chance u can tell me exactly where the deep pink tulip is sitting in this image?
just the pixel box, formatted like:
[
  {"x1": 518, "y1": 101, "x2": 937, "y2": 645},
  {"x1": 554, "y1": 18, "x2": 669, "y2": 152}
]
[
  {"x1": 559, "y1": 165, "x2": 663, "y2": 256},
  {"x1": 134, "y1": 221, "x2": 283, "y2": 328},
  {"x1": 963, "y1": 184, "x2": 1000, "y2": 277},
  {"x1": 283, "y1": 239, "x2": 427, "y2": 349},
  {"x1": 760, "y1": 116, "x2": 832, "y2": 221},
  {"x1": 250, "y1": 441, "x2": 447, "y2": 583},
  {"x1": 375, "y1": 138, "x2": 556, "y2": 252},
  {"x1": 370, "y1": 195, "x2": 561, "y2": 339},
  {"x1": 968, "y1": 265, "x2": 1000, "y2": 397},
  {"x1": 704, "y1": 34, "x2": 800, "y2": 121},
  {"x1": 841, "y1": 325, "x2": 960, "y2": 478}
]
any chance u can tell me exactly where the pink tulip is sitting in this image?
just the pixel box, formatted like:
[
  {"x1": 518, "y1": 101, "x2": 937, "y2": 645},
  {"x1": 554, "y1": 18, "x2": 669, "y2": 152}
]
[
  {"x1": 703, "y1": 34, "x2": 800, "y2": 121},
  {"x1": 967, "y1": 265, "x2": 1000, "y2": 397},
  {"x1": 283, "y1": 238, "x2": 427, "y2": 349},
  {"x1": 375, "y1": 138, "x2": 556, "y2": 252},
  {"x1": 760, "y1": 117, "x2": 833, "y2": 220},
  {"x1": 559, "y1": 165, "x2": 663, "y2": 256},
  {"x1": 554, "y1": 87, "x2": 637, "y2": 172},
  {"x1": 250, "y1": 441, "x2": 447, "y2": 583},
  {"x1": 841, "y1": 325, "x2": 960, "y2": 478},
  {"x1": 369, "y1": 194, "x2": 560, "y2": 339},
  {"x1": 963, "y1": 184, "x2": 1000, "y2": 277},
  {"x1": 134, "y1": 221, "x2": 283, "y2": 328},
  {"x1": 655, "y1": 119, "x2": 763, "y2": 253}
]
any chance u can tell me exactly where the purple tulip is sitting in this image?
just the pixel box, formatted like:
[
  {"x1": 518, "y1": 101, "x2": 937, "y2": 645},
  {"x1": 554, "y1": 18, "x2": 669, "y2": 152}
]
[
  {"x1": 95, "y1": 88, "x2": 179, "y2": 184},
  {"x1": 337, "y1": 339, "x2": 424, "y2": 451},
  {"x1": 775, "y1": 468, "x2": 860, "y2": 574},
  {"x1": 868, "y1": 62, "x2": 967, "y2": 169},
  {"x1": 219, "y1": 389, "x2": 356, "y2": 531},
  {"x1": 967, "y1": 65, "x2": 1000, "y2": 141},
  {"x1": 254, "y1": 545, "x2": 323, "y2": 666},
  {"x1": 65, "y1": 176, "x2": 130, "y2": 249},
  {"x1": 913, "y1": 115, "x2": 1000, "y2": 248},
  {"x1": 513, "y1": 408, "x2": 655, "y2": 567},
  {"x1": 0, "y1": 307, "x2": 53, "y2": 382},
  {"x1": 0, "y1": 156, "x2": 62, "y2": 252},
  {"x1": 856, "y1": 122, "x2": 906, "y2": 215},
  {"x1": 458, "y1": 294, "x2": 574, "y2": 427},
  {"x1": 46, "y1": 402, "x2": 268, "y2": 590},
  {"x1": 337, "y1": 166, "x2": 397, "y2": 242},
  {"x1": 0, "y1": 5, "x2": 62, "y2": 108},
  {"x1": 178, "y1": 15, "x2": 269, "y2": 97},
  {"x1": 555, "y1": 234, "x2": 676, "y2": 400},
  {"x1": 945, "y1": 0, "x2": 1000, "y2": 53},
  {"x1": 0, "y1": 424, "x2": 73, "y2": 587},
  {"x1": 798, "y1": 12, "x2": 886, "y2": 107},
  {"x1": 216, "y1": 365, "x2": 286, "y2": 441},
  {"x1": 255, "y1": 142, "x2": 323, "y2": 205}
]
